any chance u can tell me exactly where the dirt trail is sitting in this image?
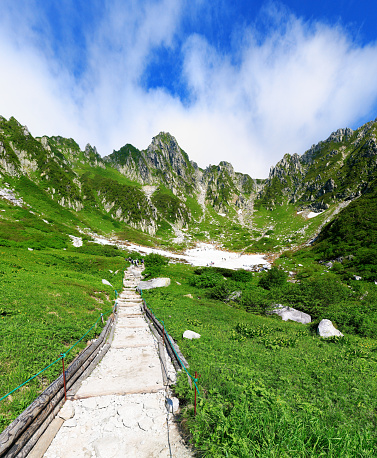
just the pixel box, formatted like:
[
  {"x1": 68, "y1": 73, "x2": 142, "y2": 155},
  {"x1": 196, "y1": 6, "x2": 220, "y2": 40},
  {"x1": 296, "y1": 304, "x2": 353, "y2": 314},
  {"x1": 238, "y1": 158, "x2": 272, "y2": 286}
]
[{"x1": 38, "y1": 266, "x2": 192, "y2": 458}]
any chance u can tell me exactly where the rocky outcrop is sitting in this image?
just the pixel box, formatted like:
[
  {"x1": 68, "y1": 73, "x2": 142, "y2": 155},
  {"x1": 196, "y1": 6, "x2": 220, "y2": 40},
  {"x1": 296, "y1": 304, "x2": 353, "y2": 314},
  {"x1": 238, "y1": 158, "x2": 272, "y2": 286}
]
[
  {"x1": 138, "y1": 278, "x2": 171, "y2": 290},
  {"x1": 183, "y1": 330, "x2": 201, "y2": 340},
  {"x1": 268, "y1": 304, "x2": 311, "y2": 324},
  {"x1": 317, "y1": 319, "x2": 343, "y2": 338},
  {"x1": 258, "y1": 119, "x2": 377, "y2": 211},
  {"x1": 301, "y1": 128, "x2": 354, "y2": 164}
]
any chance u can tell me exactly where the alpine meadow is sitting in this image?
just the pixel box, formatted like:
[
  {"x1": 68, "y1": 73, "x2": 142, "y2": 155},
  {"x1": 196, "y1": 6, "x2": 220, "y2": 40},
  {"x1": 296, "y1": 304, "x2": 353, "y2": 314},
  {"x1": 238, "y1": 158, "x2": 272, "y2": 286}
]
[{"x1": 2, "y1": 113, "x2": 377, "y2": 456}]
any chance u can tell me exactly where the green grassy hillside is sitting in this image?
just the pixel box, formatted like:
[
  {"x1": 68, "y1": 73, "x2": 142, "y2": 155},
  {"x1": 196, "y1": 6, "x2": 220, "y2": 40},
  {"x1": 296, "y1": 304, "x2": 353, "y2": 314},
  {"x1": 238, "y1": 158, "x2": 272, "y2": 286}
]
[
  {"x1": 142, "y1": 262, "x2": 377, "y2": 457},
  {"x1": 0, "y1": 244, "x2": 127, "y2": 430}
]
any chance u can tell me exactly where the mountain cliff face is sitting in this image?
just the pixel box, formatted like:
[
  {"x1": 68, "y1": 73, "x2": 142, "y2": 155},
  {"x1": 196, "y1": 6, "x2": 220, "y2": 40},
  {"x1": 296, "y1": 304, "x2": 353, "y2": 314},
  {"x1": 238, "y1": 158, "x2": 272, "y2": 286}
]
[
  {"x1": 0, "y1": 118, "x2": 256, "y2": 237},
  {"x1": 1, "y1": 114, "x2": 377, "y2": 250},
  {"x1": 104, "y1": 132, "x2": 200, "y2": 196},
  {"x1": 258, "y1": 119, "x2": 377, "y2": 211}
]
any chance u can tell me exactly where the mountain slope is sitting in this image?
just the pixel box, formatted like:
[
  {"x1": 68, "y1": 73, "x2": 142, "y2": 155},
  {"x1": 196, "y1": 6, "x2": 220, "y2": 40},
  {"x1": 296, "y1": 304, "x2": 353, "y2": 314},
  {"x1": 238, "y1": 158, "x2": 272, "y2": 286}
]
[{"x1": 1, "y1": 114, "x2": 377, "y2": 268}]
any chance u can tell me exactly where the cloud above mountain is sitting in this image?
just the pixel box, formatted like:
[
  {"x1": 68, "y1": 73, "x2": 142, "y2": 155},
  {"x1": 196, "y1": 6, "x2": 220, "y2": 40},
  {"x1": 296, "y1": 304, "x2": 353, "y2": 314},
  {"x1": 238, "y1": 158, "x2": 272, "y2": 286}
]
[{"x1": 1, "y1": 0, "x2": 377, "y2": 177}]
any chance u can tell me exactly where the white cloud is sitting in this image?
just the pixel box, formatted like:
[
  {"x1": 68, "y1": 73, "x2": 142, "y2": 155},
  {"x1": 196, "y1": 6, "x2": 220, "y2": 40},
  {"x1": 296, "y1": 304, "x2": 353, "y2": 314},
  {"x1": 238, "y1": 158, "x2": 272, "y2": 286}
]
[
  {"x1": 1, "y1": 1, "x2": 377, "y2": 178},
  {"x1": 177, "y1": 15, "x2": 377, "y2": 176}
]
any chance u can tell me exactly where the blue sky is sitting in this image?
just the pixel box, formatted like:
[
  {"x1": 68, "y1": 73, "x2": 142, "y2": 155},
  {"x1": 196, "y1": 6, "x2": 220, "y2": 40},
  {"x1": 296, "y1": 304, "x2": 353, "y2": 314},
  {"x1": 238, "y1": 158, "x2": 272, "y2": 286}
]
[{"x1": 1, "y1": 0, "x2": 377, "y2": 177}]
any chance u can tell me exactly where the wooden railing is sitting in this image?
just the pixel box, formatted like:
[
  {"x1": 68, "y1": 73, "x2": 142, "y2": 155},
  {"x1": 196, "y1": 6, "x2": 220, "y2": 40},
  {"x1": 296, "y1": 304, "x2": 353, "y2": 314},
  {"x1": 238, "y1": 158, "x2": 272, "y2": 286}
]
[{"x1": 0, "y1": 314, "x2": 115, "y2": 458}]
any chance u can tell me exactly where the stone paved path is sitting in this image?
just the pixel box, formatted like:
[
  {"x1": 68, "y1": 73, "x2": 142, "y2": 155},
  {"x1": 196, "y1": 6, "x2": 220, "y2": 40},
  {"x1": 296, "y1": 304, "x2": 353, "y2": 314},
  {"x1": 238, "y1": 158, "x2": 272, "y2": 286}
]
[{"x1": 42, "y1": 266, "x2": 192, "y2": 458}]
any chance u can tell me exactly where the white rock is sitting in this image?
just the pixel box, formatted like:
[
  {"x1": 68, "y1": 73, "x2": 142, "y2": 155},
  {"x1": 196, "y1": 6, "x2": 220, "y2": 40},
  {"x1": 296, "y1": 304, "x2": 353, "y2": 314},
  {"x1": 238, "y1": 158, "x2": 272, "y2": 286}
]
[
  {"x1": 165, "y1": 397, "x2": 179, "y2": 413},
  {"x1": 138, "y1": 278, "x2": 171, "y2": 290},
  {"x1": 143, "y1": 398, "x2": 160, "y2": 411},
  {"x1": 96, "y1": 396, "x2": 112, "y2": 409},
  {"x1": 183, "y1": 330, "x2": 201, "y2": 340},
  {"x1": 317, "y1": 319, "x2": 343, "y2": 338},
  {"x1": 58, "y1": 400, "x2": 75, "y2": 420},
  {"x1": 269, "y1": 304, "x2": 311, "y2": 324}
]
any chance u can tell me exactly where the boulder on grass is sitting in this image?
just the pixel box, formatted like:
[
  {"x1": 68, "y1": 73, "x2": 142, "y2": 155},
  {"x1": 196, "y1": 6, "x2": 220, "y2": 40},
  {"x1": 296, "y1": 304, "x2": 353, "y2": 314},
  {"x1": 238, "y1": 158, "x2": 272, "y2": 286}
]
[
  {"x1": 317, "y1": 319, "x2": 343, "y2": 338},
  {"x1": 138, "y1": 278, "x2": 171, "y2": 290},
  {"x1": 183, "y1": 330, "x2": 201, "y2": 340},
  {"x1": 268, "y1": 304, "x2": 311, "y2": 324}
]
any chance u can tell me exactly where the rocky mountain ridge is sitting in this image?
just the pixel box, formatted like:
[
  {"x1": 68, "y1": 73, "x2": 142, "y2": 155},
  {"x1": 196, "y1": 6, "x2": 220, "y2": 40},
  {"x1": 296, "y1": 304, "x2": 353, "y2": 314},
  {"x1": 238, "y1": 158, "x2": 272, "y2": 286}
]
[
  {"x1": 258, "y1": 118, "x2": 377, "y2": 211},
  {"x1": 1, "y1": 114, "x2": 377, "y2": 250}
]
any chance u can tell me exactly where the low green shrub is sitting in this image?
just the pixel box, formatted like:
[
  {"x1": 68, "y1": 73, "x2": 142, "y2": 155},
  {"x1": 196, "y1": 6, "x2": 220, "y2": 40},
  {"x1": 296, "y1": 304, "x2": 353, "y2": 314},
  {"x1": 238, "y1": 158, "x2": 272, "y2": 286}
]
[
  {"x1": 142, "y1": 253, "x2": 168, "y2": 278},
  {"x1": 259, "y1": 266, "x2": 288, "y2": 290}
]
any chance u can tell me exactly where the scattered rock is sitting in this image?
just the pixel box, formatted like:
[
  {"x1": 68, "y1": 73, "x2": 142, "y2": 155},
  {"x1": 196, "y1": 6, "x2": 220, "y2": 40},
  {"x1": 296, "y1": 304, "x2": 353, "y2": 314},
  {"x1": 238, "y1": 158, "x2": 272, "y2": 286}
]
[
  {"x1": 227, "y1": 290, "x2": 241, "y2": 301},
  {"x1": 69, "y1": 235, "x2": 83, "y2": 247},
  {"x1": 183, "y1": 330, "x2": 201, "y2": 340},
  {"x1": 317, "y1": 319, "x2": 343, "y2": 338},
  {"x1": 268, "y1": 304, "x2": 311, "y2": 324},
  {"x1": 58, "y1": 400, "x2": 75, "y2": 420},
  {"x1": 138, "y1": 278, "x2": 171, "y2": 290},
  {"x1": 354, "y1": 275, "x2": 362, "y2": 281},
  {"x1": 165, "y1": 397, "x2": 179, "y2": 413}
]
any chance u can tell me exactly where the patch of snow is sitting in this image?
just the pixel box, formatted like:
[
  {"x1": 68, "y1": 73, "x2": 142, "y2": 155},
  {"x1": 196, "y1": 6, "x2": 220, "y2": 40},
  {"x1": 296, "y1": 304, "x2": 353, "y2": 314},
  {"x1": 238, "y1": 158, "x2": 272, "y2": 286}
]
[
  {"x1": 307, "y1": 211, "x2": 324, "y2": 219},
  {"x1": 126, "y1": 241, "x2": 269, "y2": 270},
  {"x1": 69, "y1": 235, "x2": 83, "y2": 247},
  {"x1": 84, "y1": 231, "x2": 270, "y2": 270}
]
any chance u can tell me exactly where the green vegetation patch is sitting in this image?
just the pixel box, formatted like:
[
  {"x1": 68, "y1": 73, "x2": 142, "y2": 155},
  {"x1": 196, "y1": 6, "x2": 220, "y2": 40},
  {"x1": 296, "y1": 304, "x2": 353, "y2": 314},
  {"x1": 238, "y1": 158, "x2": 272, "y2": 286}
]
[
  {"x1": 0, "y1": 246, "x2": 126, "y2": 430},
  {"x1": 142, "y1": 262, "x2": 377, "y2": 456}
]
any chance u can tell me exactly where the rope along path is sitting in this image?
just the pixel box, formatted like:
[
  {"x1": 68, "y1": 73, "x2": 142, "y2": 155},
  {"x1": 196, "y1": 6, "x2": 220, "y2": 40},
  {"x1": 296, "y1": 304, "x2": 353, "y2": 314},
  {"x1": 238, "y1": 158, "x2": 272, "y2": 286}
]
[{"x1": 37, "y1": 266, "x2": 192, "y2": 458}]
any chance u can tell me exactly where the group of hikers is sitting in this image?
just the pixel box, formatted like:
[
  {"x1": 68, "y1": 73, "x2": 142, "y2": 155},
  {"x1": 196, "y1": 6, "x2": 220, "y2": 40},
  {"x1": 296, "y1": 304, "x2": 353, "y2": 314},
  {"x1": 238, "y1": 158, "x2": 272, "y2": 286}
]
[{"x1": 127, "y1": 257, "x2": 144, "y2": 267}]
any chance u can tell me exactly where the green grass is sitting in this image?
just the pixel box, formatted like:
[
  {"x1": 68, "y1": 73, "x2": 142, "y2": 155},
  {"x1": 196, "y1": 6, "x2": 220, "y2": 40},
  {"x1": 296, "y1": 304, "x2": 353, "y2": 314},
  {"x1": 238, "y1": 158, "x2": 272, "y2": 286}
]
[
  {"x1": 142, "y1": 263, "x2": 377, "y2": 457},
  {"x1": 0, "y1": 246, "x2": 126, "y2": 431}
]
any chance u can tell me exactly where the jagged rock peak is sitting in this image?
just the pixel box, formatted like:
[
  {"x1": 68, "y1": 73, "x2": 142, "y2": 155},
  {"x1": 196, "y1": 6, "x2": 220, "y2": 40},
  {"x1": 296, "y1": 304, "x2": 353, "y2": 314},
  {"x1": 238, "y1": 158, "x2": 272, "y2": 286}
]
[
  {"x1": 85, "y1": 143, "x2": 98, "y2": 156},
  {"x1": 218, "y1": 161, "x2": 235, "y2": 176},
  {"x1": 327, "y1": 127, "x2": 354, "y2": 143},
  {"x1": 145, "y1": 132, "x2": 196, "y2": 179},
  {"x1": 147, "y1": 132, "x2": 183, "y2": 159},
  {"x1": 269, "y1": 153, "x2": 302, "y2": 179},
  {"x1": 302, "y1": 127, "x2": 354, "y2": 164}
]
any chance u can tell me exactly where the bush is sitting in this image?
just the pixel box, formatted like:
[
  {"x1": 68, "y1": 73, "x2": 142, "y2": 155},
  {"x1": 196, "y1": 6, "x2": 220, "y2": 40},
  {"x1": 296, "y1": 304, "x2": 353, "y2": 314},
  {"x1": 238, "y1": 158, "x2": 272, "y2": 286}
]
[
  {"x1": 189, "y1": 270, "x2": 224, "y2": 288},
  {"x1": 258, "y1": 267, "x2": 288, "y2": 290},
  {"x1": 208, "y1": 281, "x2": 230, "y2": 300},
  {"x1": 230, "y1": 270, "x2": 254, "y2": 282},
  {"x1": 143, "y1": 253, "x2": 168, "y2": 278},
  {"x1": 239, "y1": 289, "x2": 270, "y2": 314}
]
